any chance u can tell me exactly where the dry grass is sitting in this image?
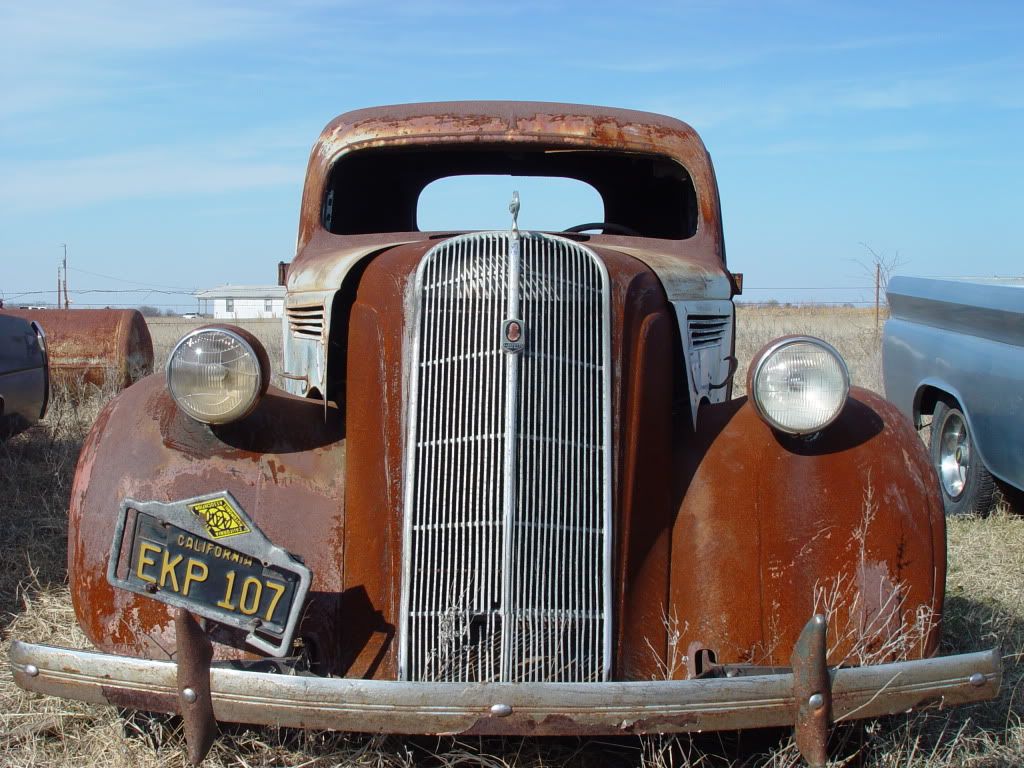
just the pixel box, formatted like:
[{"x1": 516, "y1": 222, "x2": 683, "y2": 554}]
[
  {"x1": 733, "y1": 305, "x2": 886, "y2": 396},
  {"x1": 2, "y1": 308, "x2": 1022, "y2": 767}
]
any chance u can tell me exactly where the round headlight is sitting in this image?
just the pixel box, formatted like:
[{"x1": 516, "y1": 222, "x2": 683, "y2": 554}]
[
  {"x1": 749, "y1": 336, "x2": 850, "y2": 435},
  {"x1": 166, "y1": 326, "x2": 268, "y2": 424}
]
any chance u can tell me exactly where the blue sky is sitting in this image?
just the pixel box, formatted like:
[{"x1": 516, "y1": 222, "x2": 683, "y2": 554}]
[{"x1": 1, "y1": 1, "x2": 1021, "y2": 309}]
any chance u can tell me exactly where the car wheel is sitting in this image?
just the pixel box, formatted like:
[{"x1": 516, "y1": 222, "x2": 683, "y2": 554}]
[{"x1": 929, "y1": 401, "x2": 996, "y2": 516}]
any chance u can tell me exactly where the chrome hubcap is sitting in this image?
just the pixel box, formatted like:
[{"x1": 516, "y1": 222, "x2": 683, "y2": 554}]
[{"x1": 938, "y1": 411, "x2": 970, "y2": 499}]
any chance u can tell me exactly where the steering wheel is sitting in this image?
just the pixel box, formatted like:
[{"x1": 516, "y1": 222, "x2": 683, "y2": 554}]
[{"x1": 562, "y1": 222, "x2": 641, "y2": 236}]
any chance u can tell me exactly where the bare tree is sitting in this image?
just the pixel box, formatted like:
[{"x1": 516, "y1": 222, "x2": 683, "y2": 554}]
[
  {"x1": 851, "y1": 243, "x2": 908, "y2": 332},
  {"x1": 855, "y1": 243, "x2": 907, "y2": 305}
]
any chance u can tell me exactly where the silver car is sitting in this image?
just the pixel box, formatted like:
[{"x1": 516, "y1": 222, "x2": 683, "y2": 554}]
[
  {"x1": 883, "y1": 276, "x2": 1024, "y2": 514},
  {"x1": 0, "y1": 312, "x2": 48, "y2": 439}
]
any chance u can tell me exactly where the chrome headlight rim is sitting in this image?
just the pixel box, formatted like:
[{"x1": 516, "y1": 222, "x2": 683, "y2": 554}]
[
  {"x1": 165, "y1": 325, "x2": 269, "y2": 425},
  {"x1": 749, "y1": 335, "x2": 851, "y2": 436}
]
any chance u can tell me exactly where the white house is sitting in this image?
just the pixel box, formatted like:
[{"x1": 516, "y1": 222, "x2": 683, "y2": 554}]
[{"x1": 195, "y1": 285, "x2": 286, "y2": 320}]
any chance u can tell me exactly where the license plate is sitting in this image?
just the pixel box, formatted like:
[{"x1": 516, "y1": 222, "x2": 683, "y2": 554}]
[
  {"x1": 128, "y1": 513, "x2": 298, "y2": 631},
  {"x1": 108, "y1": 493, "x2": 311, "y2": 657}
]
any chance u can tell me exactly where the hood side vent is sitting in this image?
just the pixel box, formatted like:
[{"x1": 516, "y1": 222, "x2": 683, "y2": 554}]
[
  {"x1": 287, "y1": 304, "x2": 324, "y2": 340},
  {"x1": 687, "y1": 314, "x2": 729, "y2": 350}
]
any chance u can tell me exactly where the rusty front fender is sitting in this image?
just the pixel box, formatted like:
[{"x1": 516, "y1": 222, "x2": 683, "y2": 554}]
[
  {"x1": 669, "y1": 387, "x2": 945, "y2": 669},
  {"x1": 69, "y1": 374, "x2": 346, "y2": 667}
]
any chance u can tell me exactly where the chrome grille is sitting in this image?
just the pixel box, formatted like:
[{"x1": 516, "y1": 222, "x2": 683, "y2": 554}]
[
  {"x1": 687, "y1": 314, "x2": 730, "y2": 349},
  {"x1": 286, "y1": 304, "x2": 324, "y2": 340},
  {"x1": 400, "y1": 231, "x2": 611, "y2": 683}
]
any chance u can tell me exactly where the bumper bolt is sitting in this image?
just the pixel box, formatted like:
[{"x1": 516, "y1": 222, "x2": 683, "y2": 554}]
[
  {"x1": 182, "y1": 687, "x2": 198, "y2": 704},
  {"x1": 490, "y1": 703, "x2": 513, "y2": 717},
  {"x1": 970, "y1": 672, "x2": 986, "y2": 687},
  {"x1": 808, "y1": 693, "x2": 825, "y2": 711},
  {"x1": 24, "y1": 664, "x2": 39, "y2": 677}
]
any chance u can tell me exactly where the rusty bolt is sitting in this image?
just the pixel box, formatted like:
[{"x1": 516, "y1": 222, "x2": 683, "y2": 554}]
[
  {"x1": 24, "y1": 664, "x2": 39, "y2": 677},
  {"x1": 181, "y1": 687, "x2": 198, "y2": 704},
  {"x1": 490, "y1": 703, "x2": 513, "y2": 717}
]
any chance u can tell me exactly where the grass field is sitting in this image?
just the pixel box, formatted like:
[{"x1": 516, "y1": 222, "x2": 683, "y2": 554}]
[{"x1": 1, "y1": 308, "x2": 1021, "y2": 767}]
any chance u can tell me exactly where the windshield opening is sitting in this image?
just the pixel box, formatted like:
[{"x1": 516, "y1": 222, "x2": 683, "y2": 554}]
[{"x1": 323, "y1": 145, "x2": 698, "y2": 240}]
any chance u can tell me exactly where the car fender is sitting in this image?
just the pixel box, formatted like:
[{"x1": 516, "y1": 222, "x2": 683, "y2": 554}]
[
  {"x1": 69, "y1": 374, "x2": 346, "y2": 666},
  {"x1": 668, "y1": 387, "x2": 945, "y2": 669},
  {"x1": 913, "y1": 376, "x2": 997, "y2": 473}
]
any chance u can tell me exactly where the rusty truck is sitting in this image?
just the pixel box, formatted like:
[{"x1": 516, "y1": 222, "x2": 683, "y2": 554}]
[{"x1": 12, "y1": 102, "x2": 1000, "y2": 766}]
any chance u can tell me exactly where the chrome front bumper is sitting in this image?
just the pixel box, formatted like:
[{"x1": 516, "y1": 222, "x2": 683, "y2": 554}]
[{"x1": 11, "y1": 639, "x2": 999, "y2": 735}]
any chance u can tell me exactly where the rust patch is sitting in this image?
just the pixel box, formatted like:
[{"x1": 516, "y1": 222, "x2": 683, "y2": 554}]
[
  {"x1": 101, "y1": 686, "x2": 178, "y2": 714},
  {"x1": 460, "y1": 712, "x2": 644, "y2": 737},
  {"x1": 855, "y1": 560, "x2": 903, "y2": 652}
]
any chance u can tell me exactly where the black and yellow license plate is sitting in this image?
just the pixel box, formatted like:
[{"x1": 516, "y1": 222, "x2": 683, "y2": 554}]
[{"x1": 127, "y1": 512, "x2": 300, "y2": 634}]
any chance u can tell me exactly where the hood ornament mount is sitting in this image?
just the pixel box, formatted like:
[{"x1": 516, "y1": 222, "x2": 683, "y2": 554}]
[
  {"x1": 509, "y1": 191, "x2": 520, "y2": 237},
  {"x1": 504, "y1": 190, "x2": 525, "y2": 355}
]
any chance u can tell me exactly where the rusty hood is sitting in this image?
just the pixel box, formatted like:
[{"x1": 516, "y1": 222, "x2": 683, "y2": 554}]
[{"x1": 287, "y1": 230, "x2": 731, "y2": 305}]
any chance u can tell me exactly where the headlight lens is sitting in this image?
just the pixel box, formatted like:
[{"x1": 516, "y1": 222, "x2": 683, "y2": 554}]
[
  {"x1": 166, "y1": 327, "x2": 267, "y2": 424},
  {"x1": 750, "y1": 337, "x2": 850, "y2": 435}
]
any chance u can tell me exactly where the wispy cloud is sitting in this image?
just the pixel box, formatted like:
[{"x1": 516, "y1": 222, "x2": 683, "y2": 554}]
[
  {"x1": 652, "y1": 54, "x2": 1023, "y2": 135},
  {"x1": 0, "y1": 1, "x2": 289, "y2": 120},
  {"x1": 808, "y1": 32, "x2": 941, "y2": 54},
  {"x1": 721, "y1": 132, "x2": 941, "y2": 157},
  {"x1": 0, "y1": 143, "x2": 300, "y2": 212},
  {"x1": 0, "y1": 1, "x2": 280, "y2": 56},
  {"x1": 575, "y1": 30, "x2": 941, "y2": 76},
  {"x1": 835, "y1": 78, "x2": 964, "y2": 111}
]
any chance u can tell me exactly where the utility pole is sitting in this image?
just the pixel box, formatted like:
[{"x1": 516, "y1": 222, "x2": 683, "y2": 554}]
[
  {"x1": 60, "y1": 243, "x2": 70, "y2": 309},
  {"x1": 876, "y1": 264, "x2": 884, "y2": 331}
]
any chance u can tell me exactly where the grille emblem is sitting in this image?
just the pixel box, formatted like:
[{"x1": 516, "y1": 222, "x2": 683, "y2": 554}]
[{"x1": 501, "y1": 319, "x2": 525, "y2": 353}]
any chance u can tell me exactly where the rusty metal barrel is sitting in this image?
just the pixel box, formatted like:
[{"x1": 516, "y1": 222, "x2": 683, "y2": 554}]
[{"x1": 5, "y1": 309, "x2": 154, "y2": 390}]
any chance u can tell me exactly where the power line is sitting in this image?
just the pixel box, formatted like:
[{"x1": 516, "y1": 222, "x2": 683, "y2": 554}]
[
  {"x1": 6, "y1": 288, "x2": 196, "y2": 299},
  {"x1": 67, "y1": 303, "x2": 205, "y2": 308},
  {"x1": 67, "y1": 266, "x2": 196, "y2": 292}
]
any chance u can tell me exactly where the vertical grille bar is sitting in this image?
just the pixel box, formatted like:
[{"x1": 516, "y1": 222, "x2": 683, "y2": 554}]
[{"x1": 401, "y1": 231, "x2": 610, "y2": 682}]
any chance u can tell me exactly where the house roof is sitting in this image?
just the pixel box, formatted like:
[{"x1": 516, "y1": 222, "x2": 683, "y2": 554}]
[{"x1": 195, "y1": 285, "x2": 286, "y2": 299}]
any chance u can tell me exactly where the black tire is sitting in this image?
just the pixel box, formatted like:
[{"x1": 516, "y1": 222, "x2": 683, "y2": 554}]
[{"x1": 929, "y1": 400, "x2": 996, "y2": 516}]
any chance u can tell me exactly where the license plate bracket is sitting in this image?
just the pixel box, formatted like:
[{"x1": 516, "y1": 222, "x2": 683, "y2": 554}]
[{"x1": 108, "y1": 492, "x2": 311, "y2": 657}]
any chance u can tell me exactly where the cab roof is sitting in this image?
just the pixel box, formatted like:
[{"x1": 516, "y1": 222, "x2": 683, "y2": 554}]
[{"x1": 296, "y1": 101, "x2": 721, "y2": 253}]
